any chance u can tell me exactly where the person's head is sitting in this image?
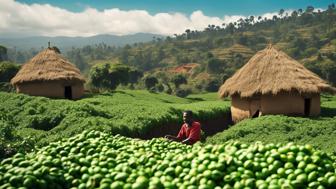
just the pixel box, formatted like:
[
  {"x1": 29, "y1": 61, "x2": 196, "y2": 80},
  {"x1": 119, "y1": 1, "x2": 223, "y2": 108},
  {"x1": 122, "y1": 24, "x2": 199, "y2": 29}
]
[{"x1": 183, "y1": 110, "x2": 193, "y2": 124}]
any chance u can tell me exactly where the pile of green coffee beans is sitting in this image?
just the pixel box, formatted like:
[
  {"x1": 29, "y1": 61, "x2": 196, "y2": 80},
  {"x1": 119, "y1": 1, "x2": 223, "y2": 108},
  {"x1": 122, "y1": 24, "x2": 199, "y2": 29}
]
[{"x1": 0, "y1": 130, "x2": 335, "y2": 189}]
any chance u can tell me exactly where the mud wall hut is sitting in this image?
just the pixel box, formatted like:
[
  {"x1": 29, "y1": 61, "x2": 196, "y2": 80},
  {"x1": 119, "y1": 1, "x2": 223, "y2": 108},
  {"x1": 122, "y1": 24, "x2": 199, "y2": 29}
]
[
  {"x1": 219, "y1": 45, "x2": 335, "y2": 123},
  {"x1": 11, "y1": 47, "x2": 85, "y2": 99}
]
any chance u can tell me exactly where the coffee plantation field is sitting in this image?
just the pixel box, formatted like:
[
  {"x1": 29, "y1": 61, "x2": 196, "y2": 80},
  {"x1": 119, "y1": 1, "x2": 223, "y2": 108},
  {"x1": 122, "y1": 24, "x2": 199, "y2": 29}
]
[
  {"x1": 0, "y1": 90, "x2": 229, "y2": 157},
  {"x1": 206, "y1": 95, "x2": 336, "y2": 154},
  {"x1": 1, "y1": 130, "x2": 336, "y2": 189}
]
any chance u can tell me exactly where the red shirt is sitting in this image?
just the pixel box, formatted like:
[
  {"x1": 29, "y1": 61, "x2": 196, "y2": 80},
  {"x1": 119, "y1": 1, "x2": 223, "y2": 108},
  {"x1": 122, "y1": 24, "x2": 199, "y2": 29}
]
[{"x1": 177, "y1": 121, "x2": 201, "y2": 144}]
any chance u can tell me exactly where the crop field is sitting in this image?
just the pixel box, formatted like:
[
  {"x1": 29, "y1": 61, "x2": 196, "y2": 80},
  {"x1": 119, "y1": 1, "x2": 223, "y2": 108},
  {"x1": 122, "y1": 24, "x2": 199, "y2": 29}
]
[
  {"x1": 1, "y1": 130, "x2": 336, "y2": 189},
  {"x1": 1, "y1": 90, "x2": 336, "y2": 188},
  {"x1": 206, "y1": 95, "x2": 336, "y2": 153},
  {"x1": 0, "y1": 90, "x2": 230, "y2": 157}
]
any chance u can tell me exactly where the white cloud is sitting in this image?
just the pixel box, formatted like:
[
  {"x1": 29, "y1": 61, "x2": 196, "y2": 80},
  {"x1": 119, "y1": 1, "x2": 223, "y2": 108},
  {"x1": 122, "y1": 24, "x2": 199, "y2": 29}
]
[
  {"x1": 0, "y1": 0, "x2": 316, "y2": 37},
  {"x1": 0, "y1": 0, "x2": 242, "y2": 37}
]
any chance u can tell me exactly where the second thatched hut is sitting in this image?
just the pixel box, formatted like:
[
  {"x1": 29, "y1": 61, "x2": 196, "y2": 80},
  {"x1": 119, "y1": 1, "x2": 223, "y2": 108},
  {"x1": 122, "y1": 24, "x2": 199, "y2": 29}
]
[
  {"x1": 219, "y1": 45, "x2": 335, "y2": 123},
  {"x1": 11, "y1": 47, "x2": 85, "y2": 99}
]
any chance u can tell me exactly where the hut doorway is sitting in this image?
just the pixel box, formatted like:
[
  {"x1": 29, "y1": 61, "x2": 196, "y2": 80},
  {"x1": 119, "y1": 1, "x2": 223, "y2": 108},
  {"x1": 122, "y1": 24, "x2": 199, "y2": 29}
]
[
  {"x1": 304, "y1": 98, "x2": 311, "y2": 116},
  {"x1": 252, "y1": 110, "x2": 260, "y2": 118},
  {"x1": 64, "y1": 86, "x2": 72, "y2": 99},
  {"x1": 250, "y1": 99, "x2": 261, "y2": 118}
]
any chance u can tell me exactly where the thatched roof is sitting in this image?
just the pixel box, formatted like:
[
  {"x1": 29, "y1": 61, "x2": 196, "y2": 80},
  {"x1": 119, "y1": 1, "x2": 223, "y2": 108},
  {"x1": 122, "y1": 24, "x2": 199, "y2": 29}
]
[
  {"x1": 11, "y1": 47, "x2": 85, "y2": 85},
  {"x1": 219, "y1": 45, "x2": 336, "y2": 98}
]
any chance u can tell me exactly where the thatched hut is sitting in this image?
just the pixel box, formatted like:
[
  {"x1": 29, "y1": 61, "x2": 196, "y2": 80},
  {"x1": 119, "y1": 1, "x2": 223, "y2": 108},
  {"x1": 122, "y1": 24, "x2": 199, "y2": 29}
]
[
  {"x1": 11, "y1": 47, "x2": 85, "y2": 99},
  {"x1": 219, "y1": 45, "x2": 336, "y2": 123}
]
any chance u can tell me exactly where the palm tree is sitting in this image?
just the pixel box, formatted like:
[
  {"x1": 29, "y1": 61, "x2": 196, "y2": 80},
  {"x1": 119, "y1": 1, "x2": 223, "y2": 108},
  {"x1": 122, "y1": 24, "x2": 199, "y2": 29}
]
[{"x1": 279, "y1": 9, "x2": 285, "y2": 18}]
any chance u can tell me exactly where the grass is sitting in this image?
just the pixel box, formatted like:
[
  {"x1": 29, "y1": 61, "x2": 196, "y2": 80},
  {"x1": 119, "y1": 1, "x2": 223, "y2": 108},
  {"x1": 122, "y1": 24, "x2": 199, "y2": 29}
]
[
  {"x1": 186, "y1": 92, "x2": 220, "y2": 101},
  {"x1": 206, "y1": 94, "x2": 336, "y2": 153}
]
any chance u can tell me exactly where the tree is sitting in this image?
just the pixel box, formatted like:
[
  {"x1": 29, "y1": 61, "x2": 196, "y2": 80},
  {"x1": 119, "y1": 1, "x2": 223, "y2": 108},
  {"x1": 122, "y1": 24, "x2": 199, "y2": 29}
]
[
  {"x1": 174, "y1": 87, "x2": 191, "y2": 97},
  {"x1": 128, "y1": 68, "x2": 143, "y2": 86},
  {"x1": 207, "y1": 58, "x2": 224, "y2": 74},
  {"x1": 232, "y1": 54, "x2": 245, "y2": 69},
  {"x1": 321, "y1": 59, "x2": 336, "y2": 85},
  {"x1": 89, "y1": 63, "x2": 111, "y2": 90},
  {"x1": 0, "y1": 46, "x2": 8, "y2": 62},
  {"x1": 204, "y1": 78, "x2": 221, "y2": 92},
  {"x1": 170, "y1": 74, "x2": 187, "y2": 88},
  {"x1": 291, "y1": 11, "x2": 298, "y2": 19},
  {"x1": 279, "y1": 9, "x2": 285, "y2": 18},
  {"x1": 249, "y1": 16, "x2": 255, "y2": 24},
  {"x1": 185, "y1": 29, "x2": 191, "y2": 39},
  {"x1": 305, "y1": 6, "x2": 314, "y2": 14},
  {"x1": 143, "y1": 76, "x2": 158, "y2": 90},
  {"x1": 108, "y1": 63, "x2": 131, "y2": 87},
  {"x1": 298, "y1": 9, "x2": 303, "y2": 15},
  {"x1": 73, "y1": 51, "x2": 87, "y2": 71},
  {"x1": 89, "y1": 62, "x2": 131, "y2": 90},
  {"x1": 0, "y1": 61, "x2": 20, "y2": 82},
  {"x1": 237, "y1": 35, "x2": 248, "y2": 45},
  {"x1": 292, "y1": 37, "x2": 306, "y2": 53}
]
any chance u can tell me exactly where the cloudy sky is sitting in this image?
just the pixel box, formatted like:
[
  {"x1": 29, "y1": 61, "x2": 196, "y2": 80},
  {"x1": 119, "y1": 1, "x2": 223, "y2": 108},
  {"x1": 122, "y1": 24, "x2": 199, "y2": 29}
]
[{"x1": 0, "y1": 0, "x2": 334, "y2": 37}]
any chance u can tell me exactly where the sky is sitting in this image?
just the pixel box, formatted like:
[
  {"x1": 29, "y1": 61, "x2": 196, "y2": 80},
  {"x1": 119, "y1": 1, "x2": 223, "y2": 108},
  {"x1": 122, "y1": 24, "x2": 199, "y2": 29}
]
[{"x1": 0, "y1": 0, "x2": 335, "y2": 37}]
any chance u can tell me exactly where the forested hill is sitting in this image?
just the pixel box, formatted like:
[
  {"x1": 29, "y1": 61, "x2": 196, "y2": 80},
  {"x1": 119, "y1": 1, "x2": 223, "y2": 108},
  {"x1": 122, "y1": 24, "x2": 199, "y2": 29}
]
[
  {"x1": 112, "y1": 5, "x2": 336, "y2": 86},
  {"x1": 4, "y1": 4, "x2": 336, "y2": 93}
]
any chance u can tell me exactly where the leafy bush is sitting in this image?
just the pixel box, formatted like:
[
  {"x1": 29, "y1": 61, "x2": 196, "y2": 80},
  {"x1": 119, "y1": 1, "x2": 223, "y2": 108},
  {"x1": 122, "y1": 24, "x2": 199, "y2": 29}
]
[
  {"x1": 143, "y1": 75, "x2": 158, "y2": 90},
  {"x1": 0, "y1": 90, "x2": 230, "y2": 153},
  {"x1": 174, "y1": 87, "x2": 191, "y2": 98},
  {"x1": 89, "y1": 62, "x2": 141, "y2": 90},
  {"x1": 0, "y1": 61, "x2": 20, "y2": 83}
]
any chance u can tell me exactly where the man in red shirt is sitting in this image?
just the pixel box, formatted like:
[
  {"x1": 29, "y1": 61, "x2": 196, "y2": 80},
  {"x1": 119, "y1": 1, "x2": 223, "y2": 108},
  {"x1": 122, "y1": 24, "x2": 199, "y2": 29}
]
[{"x1": 165, "y1": 110, "x2": 201, "y2": 145}]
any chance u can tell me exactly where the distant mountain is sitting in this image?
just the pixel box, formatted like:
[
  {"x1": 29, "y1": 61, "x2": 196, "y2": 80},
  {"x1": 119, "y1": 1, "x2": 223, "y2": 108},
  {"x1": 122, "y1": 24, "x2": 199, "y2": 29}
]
[{"x1": 0, "y1": 33, "x2": 164, "y2": 51}]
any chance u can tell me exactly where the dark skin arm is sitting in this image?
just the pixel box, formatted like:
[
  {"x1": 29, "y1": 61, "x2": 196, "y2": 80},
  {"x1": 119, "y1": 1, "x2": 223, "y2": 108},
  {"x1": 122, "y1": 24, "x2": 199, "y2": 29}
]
[
  {"x1": 165, "y1": 135, "x2": 192, "y2": 144},
  {"x1": 165, "y1": 120, "x2": 193, "y2": 144},
  {"x1": 165, "y1": 135, "x2": 181, "y2": 142},
  {"x1": 181, "y1": 138, "x2": 192, "y2": 145}
]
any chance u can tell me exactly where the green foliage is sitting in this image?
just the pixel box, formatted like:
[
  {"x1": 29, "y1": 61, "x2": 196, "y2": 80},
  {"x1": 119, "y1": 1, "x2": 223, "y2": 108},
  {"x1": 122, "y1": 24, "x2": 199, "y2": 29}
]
[
  {"x1": 187, "y1": 92, "x2": 220, "y2": 101},
  {"x1": 170, "y1": 74, "x2": 187, "y2": 88},
  {"x1": 320, "y1": 58, "x2": 336, "y2": 84},
  {"x1": 1, "y1": 130, "x2": 336, "y2": 188},
  {"x1": 89, "y1": 62, "x2": 141, "y2": 90},
  {"x1": 0, "y1": 91, "x2": 230, "y2": 155},
  {"x1": 206, "y1": 95, "x2": 336, "y2": 153},
  {"x1": 204, "y1": 78, "x2": 221, "y2": 92},
  {"x1": 174, "y1": 87, "x2": 191, "y2": 98},
  {"x1": 0, "y1": 61, "x2": 20, "y2": 92},
  {"x1": 0, "y1": 45, "x2": 7, "y2": 62},
  {"x1": 0, "y1": 61, "x2": 20, "y2": 82},
  {"x1": 143, "y1": 75, "x2": 158, "y2": 90},
  {"x1": 206, "y1": 58, "x2": 225, "y2": 74},
  {"x1": 128, "y1": 68, "x2": 143, "y2": 85},
  {"x1": 0, "y1": 82, "x2": 15, "y2": 93}
]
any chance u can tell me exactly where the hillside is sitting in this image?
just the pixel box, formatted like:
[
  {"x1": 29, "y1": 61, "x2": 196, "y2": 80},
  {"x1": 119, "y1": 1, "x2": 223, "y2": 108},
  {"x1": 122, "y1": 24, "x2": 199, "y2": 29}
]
[
  {"x1": 3, "y1": 5, "x2": 336, "y2": 95},
  {"x1": 112, "y1": 5, "x2": 336, "y2": 88}
]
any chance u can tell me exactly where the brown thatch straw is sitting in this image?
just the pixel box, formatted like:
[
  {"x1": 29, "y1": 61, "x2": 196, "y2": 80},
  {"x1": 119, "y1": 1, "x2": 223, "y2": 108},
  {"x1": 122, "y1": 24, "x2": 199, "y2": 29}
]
[
  {"x1": 11, "y1": 48, "x2": 85, "y2": 85},
  {"x1": 219, "y1": 45, "x2": 336, "y2": 98}
]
